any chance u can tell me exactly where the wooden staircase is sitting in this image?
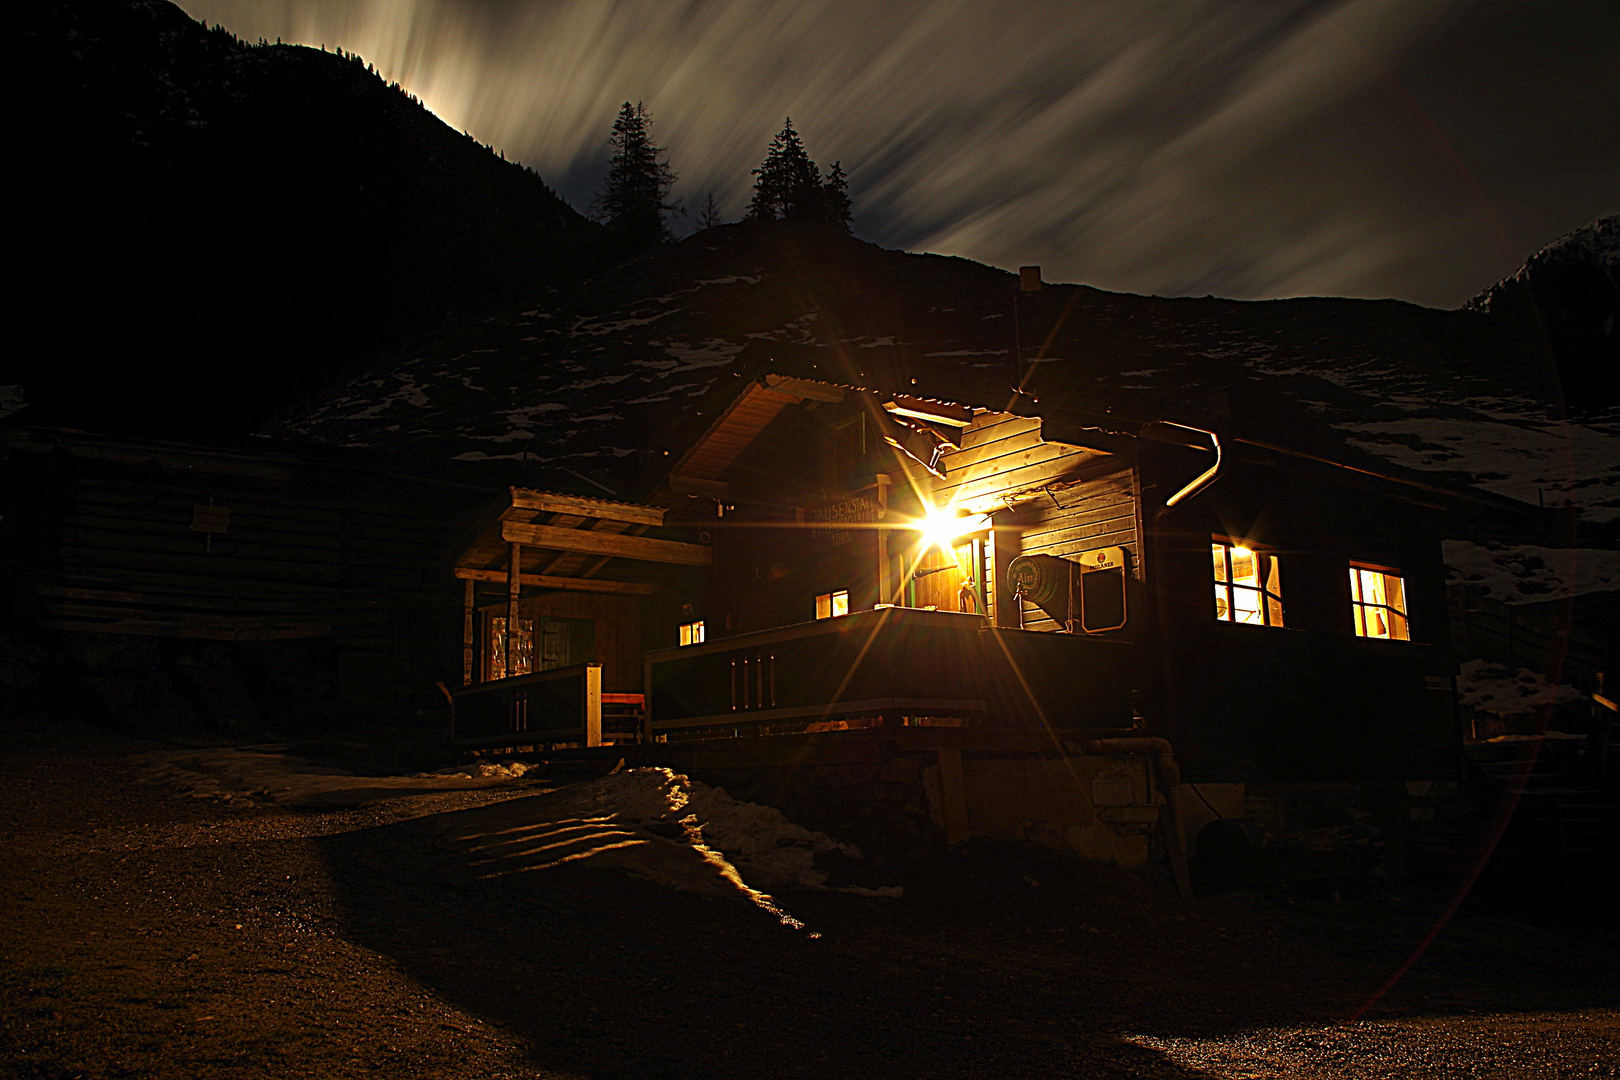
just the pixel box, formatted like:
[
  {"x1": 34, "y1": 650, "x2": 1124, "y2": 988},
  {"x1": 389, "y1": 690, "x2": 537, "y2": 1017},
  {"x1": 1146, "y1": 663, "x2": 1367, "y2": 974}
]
[{"x1": 601, "y1": 693, "x2": 647, "y2": 745}]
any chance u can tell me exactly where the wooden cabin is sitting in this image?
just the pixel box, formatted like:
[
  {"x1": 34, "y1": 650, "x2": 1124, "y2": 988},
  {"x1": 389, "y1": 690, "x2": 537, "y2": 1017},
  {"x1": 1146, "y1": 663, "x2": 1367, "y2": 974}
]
[
  {"x1": 452, "y1": 374, "x2": 1459, "y2": 778},
  {"x1": 631, "y1": 374, "x2": 1459, "y2": 783},
  {"x1": 442, "y1": 374, "x2": 1463, "y2": 873}
]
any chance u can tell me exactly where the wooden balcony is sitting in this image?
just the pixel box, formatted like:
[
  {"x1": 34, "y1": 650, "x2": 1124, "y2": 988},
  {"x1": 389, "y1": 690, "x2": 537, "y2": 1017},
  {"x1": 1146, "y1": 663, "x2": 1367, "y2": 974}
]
[
  {"x1": 644, "y1": 607, "x2": 1135, "y2": 739},
  {"x1": 451, "y1": 662, "x2": 640, "y2": 750}
]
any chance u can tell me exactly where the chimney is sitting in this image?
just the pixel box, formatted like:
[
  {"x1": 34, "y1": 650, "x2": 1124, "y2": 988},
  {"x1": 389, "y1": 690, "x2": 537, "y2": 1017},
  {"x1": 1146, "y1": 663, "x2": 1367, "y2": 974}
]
[{"x1": 1019, "y1": 266, "x2": 1042, "y2": 292}]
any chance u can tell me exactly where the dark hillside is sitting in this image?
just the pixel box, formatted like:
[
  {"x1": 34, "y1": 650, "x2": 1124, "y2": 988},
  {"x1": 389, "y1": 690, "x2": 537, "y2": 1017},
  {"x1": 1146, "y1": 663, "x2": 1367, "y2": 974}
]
[
  {"x1": 17, "y1": 0, "x2": 601, "y2": 439},
  {"x1": 273, "y1": 218, "x2": 1617, "y2": 531},
  {"x1": 1470, "y1": 215, "x2": 1619, "y2": 409}
]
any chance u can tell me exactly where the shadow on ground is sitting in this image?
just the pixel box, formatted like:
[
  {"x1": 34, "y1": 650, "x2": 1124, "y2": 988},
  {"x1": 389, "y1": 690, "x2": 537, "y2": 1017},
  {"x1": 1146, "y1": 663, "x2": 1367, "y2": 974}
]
[{"x1": 315, "y1": 788, "x2": 1620, "y2": 1079}]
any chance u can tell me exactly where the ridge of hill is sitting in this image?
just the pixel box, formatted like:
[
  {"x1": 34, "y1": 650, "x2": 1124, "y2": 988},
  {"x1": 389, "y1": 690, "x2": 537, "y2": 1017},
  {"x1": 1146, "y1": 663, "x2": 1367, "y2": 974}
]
[
  {"x1": 1469, "y1": 214, "x2": 1619, "y2": 409},
  {"x1": 270, "y1": 219, "x2": 1619, "y2": 538},
  {"x1": 18, "y1": 0, "x2": 603, "y2": 439}
]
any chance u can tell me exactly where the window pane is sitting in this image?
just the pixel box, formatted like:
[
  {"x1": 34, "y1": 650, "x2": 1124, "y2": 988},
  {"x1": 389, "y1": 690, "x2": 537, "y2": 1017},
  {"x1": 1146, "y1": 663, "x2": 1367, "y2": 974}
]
[
  {"x1": 1267, "y1": 594, "x2": 1284, "y2": 628},
  {"x1": 832, "y1": 590, "x2": 850, "y2": 617},
  {"x1": 1365, "y1": 570, "x2": 1389, "y2": 608},
  {"x1": 1214, "y1": 584, "x2": 1231, "y2": 621},
  {"x1": 1212, "y1": 544, "x2": 1228, "y2": 583},
  {"x1": 816, "y1": 593, "x2": 831, "y2": 620},
  {"x1": 1230, "y1": 546, "x2": 1259, "y2": 588},
  {"x1": 1233, "y1": 587, "x2": 1263, "y2": 625},
  {"x1": 1348, "y1": 567, "x2": 1361, "y2": 603},
  {"x1": 1388, "y1": 610, "x2": 1409, "y2": 641},
  {"x1": 1384, "y1": 574, "x2": 1406, "y2": 615}
]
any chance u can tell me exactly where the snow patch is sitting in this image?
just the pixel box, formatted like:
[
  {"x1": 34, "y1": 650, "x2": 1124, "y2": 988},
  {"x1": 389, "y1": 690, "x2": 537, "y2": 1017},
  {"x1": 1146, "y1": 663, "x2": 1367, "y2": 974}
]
[
  {"x1": 1444, "y1": 540, "x2": 1620, "y2": 604},
  {"x1": 1340, "y1": 418, "x2": 1620, "y2": 521},
  {"x1": 1456, "y1": 659, "x2": 1583, "y2": 718},
  {"x1": 660, "y1": 339, "x2": 744, "y2": 372}
]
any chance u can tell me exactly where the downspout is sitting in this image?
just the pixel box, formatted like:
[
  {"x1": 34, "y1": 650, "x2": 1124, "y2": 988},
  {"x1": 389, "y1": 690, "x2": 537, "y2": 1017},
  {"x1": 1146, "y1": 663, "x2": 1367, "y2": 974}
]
[
  {"x1": 1084, "y1": 736, "x2": 1193, "y2": 899},
  {"x1": 1141, "y1": 422, "x2": 1221, "y2": 848},
  {"x1": 1158, "y1": 422, "x2": 1222, "y2": 512}
]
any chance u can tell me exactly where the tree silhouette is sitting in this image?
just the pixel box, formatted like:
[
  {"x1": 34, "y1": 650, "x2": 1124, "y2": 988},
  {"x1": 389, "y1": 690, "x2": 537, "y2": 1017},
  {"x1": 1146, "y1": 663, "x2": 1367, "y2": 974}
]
[
  {"x1": 747, "y1": 119, "x2": 851, "y2": 231},
  {"x1": 695, "y1": 191, "x2": 724, "y2": 230},
  {"x1": 747, "y1": 118, "x2": 824, "y2": 222},
  {"x1": 821, "y1": 161, "x2": 852, "y2": 232},
  {"x1": 593, "y1": 102, "x2": 678, "y2": 246}
]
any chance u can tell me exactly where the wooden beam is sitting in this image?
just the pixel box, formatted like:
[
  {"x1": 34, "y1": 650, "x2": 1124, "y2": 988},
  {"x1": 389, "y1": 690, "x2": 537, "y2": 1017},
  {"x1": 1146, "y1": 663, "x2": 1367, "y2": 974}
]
[
  {"x1": 669, "y1": 474, "x2": 730, "y2": 499},
  {"x1": 453, "y1": 567, "x2": 656, "y2": 596},
  {"x1": 462, "y1": 578, "x2": 475, "y2": 686},
  {"x1": 500, "y1": 522, "x2": 711, "y2": 567},
  {"x1": 509, "y1": 488, "x2": 665, "y2": 528},
  {"x1": 506, "y1": 542, "x2": 521, "y2": 679}
]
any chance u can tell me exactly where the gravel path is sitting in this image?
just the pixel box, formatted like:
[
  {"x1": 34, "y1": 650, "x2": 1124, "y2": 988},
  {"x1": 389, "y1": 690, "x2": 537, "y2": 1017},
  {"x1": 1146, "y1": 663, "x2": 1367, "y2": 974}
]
[{"x1": 2, "y1": 733, "x2": 1615, "y2": 1078}]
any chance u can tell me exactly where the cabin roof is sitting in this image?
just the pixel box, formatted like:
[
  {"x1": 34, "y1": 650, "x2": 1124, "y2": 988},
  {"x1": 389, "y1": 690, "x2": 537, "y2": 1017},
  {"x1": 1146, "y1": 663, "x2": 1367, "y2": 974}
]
[
  {"x1": 652, "y1": 372, "x2": 1511, "y2": 514},
  {"x1": 449, "y1": 486, "x2": 707, "y2": 597}
]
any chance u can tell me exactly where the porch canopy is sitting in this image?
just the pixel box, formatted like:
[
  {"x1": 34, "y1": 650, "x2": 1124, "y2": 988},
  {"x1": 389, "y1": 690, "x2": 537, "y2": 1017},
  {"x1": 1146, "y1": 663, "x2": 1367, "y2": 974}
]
[{"x1": 450, "y1": 486, "x2": 712, "y2": 684}]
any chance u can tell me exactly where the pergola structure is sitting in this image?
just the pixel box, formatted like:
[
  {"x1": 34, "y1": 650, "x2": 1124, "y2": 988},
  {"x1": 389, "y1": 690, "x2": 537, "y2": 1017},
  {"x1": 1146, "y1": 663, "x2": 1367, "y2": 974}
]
[{"x1": 449, "y1": 487, "x2": 711, "y2": 685}]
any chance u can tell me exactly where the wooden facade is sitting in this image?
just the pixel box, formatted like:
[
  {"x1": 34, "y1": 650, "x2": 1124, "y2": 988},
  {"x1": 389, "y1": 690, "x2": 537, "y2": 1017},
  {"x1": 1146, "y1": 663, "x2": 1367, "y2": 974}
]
[{"x1": 626, "y1": 375, "x2": 1462, "y2": 787}]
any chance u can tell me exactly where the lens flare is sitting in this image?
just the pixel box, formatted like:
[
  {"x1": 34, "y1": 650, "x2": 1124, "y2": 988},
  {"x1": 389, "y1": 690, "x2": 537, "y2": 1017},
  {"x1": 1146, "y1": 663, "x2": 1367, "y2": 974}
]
[{"x1": 918, "y1": 506, "x2": 990, "y2": 553}]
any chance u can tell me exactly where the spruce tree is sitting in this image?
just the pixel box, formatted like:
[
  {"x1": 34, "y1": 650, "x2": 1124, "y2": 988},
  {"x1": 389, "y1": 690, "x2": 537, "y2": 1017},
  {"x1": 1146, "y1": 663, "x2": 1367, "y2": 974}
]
[
  {"x1": 820, "y1": 161, "x2": 852, "y2": 232},
  {"x1": 593, "y1": 102, "x2": 678, "y2": 246},
  {"x1": 695, "y1": 191, "x2": 724, "y2": 230},
  {"x1": 747, "y1": 118, "x2": 824, "y2": 222}
]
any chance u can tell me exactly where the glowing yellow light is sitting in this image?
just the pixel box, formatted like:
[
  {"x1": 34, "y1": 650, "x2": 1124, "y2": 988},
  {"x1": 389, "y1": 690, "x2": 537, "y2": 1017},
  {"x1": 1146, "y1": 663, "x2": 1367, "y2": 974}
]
[{"x1": 919, "y1": 506, "x2": 989, "y2": 552}]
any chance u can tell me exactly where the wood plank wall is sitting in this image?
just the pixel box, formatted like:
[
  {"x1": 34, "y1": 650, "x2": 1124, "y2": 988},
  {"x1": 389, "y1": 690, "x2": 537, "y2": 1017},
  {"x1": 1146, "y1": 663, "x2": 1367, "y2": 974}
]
[
  {"x1": 934, "y1": 413, "x2": 1137, "y2": 634},
  {"x1": 5, "y1": 428, "x2": 487, "y2": 657},
  {"x1": 934, "y1": 413, "x2": 1097, "y2": 509},
  {"x1": 1012, "y1": 461, "x2": 1138, "y2": 632},
  {"x1": 519, "y1": 591, "x2": 643, "y2": 692}
]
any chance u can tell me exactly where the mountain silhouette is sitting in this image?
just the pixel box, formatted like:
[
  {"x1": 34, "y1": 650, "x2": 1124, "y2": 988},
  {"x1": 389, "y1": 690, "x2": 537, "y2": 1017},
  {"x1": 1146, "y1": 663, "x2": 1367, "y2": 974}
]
[{"x1": 18, "y1": 0, "x2": 601, "y2": 438}]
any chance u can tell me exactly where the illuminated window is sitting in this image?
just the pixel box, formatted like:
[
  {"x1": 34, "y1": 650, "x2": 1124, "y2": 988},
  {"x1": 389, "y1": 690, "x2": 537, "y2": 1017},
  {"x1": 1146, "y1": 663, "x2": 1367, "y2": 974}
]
[
  {"x1": 1349, "y1": 564, "x2": 1409, "y2": 640},
  {"x1": 1212, "y1": 539, "x2": 1283, "y2": 627},
  {"x1": 488, "y1": 616, "x2": 534, "y2": 680},
  {"x1": 678, "y1": 620, "x2": 705, "y2": 646},
  {"x1": 815, "y1": 590, "x2": 850, "y2": 619}
]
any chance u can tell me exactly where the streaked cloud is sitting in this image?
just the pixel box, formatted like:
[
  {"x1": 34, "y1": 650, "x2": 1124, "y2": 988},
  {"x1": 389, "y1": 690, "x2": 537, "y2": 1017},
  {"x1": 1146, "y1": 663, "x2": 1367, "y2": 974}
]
[{"x1": 179, "y1": 0, "x2": 1618, "y2": 306}]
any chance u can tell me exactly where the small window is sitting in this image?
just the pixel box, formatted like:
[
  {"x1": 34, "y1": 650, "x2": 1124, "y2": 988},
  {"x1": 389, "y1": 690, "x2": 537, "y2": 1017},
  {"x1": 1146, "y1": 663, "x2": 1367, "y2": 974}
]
[
  {"x1": 815, "y1": 590, "x2": 850, "y2": 620},
  {"x1": 1350, "y1": 565, "x2": 1409, "y2": 640},
  {"x1": 1212, "y1": 539, "x2": 1283, "y2": 627},
  {"x1": 678, "y1": 620, "x2": 705, "y2": 646},
  {"x1": 488, "y1": 616, "x2": 534, "y2": 680}
]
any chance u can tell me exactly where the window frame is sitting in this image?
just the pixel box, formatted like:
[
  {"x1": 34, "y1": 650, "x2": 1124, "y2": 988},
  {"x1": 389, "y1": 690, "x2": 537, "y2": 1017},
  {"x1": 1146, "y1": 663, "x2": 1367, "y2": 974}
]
[
  {"x1": 1348, "y1": 562, "x2": 1410, "y2": 641},
  {"x1": 815, "y1": 589, "x2": 850, "y2": 620},
  {"x1": 1211, "y1": 536, "x2": 1285, "y2": 629},
  {"x1": 678, "y1": 620, "x2": 705, "y2": 646}
]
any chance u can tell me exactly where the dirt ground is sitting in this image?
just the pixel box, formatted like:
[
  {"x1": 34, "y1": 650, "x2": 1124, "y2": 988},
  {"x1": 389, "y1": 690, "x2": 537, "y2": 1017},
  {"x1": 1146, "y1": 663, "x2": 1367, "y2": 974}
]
[{"x1": 2, "y1": 731, "x2": 1616, "y2": 1079}]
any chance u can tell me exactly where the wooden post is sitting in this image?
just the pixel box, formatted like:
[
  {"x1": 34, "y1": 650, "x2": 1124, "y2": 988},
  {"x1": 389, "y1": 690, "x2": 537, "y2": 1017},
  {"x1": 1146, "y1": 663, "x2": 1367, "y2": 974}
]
[
  {"x1": 461, "y1": 579, "x2": 475, "y2": 686},
  {"x1": 876, "y1": 526, "x2": 890, "y2": 606},
  {"x1": 642, "y1": 655, "x2": 655, "y2": 744},
  {"x1": 936, "y1": 747, "x2": 968, "y2": 844},
  {"x1": 583, "y1": 664, "x2": 603, "y2": 747},
  {"x1": 990, "y1": 520, "x2": 1022, "y2": 627},
  {"x1": 506, "y1": 541, "x2": 522, "y2": 679}
]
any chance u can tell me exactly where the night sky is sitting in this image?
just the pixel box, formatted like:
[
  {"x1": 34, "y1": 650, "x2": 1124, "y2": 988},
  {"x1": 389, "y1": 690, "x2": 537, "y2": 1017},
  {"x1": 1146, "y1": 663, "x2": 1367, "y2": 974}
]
[{"x1": 180, "y1": 0, "x2": 1617, "y2": 309}]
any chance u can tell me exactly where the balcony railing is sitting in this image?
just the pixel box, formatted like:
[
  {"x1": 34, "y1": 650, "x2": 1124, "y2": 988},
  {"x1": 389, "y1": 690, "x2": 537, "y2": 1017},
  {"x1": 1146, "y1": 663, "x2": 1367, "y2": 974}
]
[
  {"x1": 451, "y1": 662, "x2": 606, "y2": 749},
  {"x1": 644, "y1": 606, "x2": 1134, "y2": 738}
]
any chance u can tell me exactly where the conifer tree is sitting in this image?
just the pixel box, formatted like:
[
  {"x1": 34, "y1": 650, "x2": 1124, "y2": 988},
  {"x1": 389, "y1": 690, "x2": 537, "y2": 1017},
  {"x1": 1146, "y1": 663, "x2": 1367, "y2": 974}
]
[
  {"x1": 695, "y1": 191, "x2": 724, "y2": 230},
  {"x1": 593, "y1": 102, "x2": 678, "y2": 246},
  {"x1": 747, "y1": 118, "x2": 824, "y2": 222},
  {"x1": 820, "y1": 161, "x2": 852, "y2": 232}
]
